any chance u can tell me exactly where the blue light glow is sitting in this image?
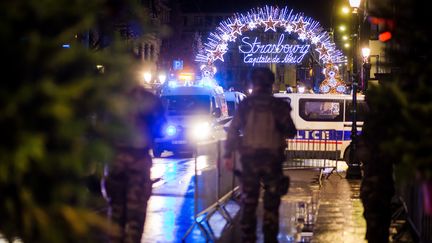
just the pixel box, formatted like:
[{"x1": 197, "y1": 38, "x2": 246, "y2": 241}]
[
  {"x1": 168, "y1": 81, "x2": 177, "y2": 88},
  {"x1": 62, "y1": 44, "x2": 70, "y2": 48},
  {"x1": 165, "y1": 125, "x2": 177, "y2": 137}
]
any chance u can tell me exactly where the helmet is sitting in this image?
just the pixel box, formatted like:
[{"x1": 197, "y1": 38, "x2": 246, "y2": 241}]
[{"x1": 250, "y1": 67, "x2": 275, "y2": 88}]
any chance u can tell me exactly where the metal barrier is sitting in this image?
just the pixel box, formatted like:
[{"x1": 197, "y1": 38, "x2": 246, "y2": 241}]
[
  {"x1": 284, "y1": 130, "x2": 341, "y2": 186},
  {"x1": 182, "y1": 139, "x2": 240, "y2": 242},
  {"x1": 395, "y1": 181, "x2": 432, "y2": 242}
]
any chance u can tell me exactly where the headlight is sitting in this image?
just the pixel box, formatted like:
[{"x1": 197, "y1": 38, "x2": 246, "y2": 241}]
[
  {"x1": 165, "y1": 125, "x2": 177, "y2": 137},
  {"x1": 192, "y1": 122, "x2": 211, "y2": 140}
]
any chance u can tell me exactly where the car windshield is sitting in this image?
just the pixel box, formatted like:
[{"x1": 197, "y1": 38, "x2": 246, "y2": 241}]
[{"x1": 162, "y1": 95, "x2": 211, "y2": 116}]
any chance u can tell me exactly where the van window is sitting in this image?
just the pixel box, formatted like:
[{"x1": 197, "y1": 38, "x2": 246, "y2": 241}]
[
  {"x1": 162, "y1": 95, "x2": 211, "y2": 116},
  {"x1": 345, "y1": 101, "x2": 368, "y2": 122},
  {"x1": 299, "y1": 99, "x2": 344, "y2": 122}
]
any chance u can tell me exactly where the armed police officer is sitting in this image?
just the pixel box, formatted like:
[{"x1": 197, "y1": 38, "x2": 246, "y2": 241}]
[
  {"x1": 224, "y1": 67, "x2": 297, "y2": 243},
  {"x1": 104, "y1": 84, "x2": 165, "y2": 243}
]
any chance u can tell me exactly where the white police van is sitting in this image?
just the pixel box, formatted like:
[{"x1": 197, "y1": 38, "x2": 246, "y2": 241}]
[
  {"x1": 274, "y1": 92, "x2": 367, "y2": 162},
  {"x1": 153, "y1": 82, "x2": 230, "y2": 157}
]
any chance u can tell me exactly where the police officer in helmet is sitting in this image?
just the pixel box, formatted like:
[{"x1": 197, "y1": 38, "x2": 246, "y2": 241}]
[{"x1": 224, "y1": 67, "x2": 297, "y2": 243}]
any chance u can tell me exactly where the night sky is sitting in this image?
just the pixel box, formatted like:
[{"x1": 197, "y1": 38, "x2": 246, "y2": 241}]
[{"x1": 177, "y1": 0, "x2": 335, "y2": 28}]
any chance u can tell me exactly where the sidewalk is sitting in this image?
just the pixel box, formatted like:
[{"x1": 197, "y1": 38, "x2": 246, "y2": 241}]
[
  {"x1": 217, "y1": 169, "x2": 367, "y2": 242},
  {"x1": 312, "y1": 174, "x2": 366, "y2": 243}
]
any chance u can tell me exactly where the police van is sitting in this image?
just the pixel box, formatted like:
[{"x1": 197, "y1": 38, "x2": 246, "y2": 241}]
[
  {"x1": 274, "y1": 92, "x2": 367, "y2": 163},
  {"x1": 153, "y1": 81, "x2": 230, "y2": 157}
]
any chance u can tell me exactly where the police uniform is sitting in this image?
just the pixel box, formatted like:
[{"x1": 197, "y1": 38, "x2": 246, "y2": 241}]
[
  {"x1": 106, "y1": 86, "x2": 165, "y2": 243},
  {"x1": 225, "y1": 93, "x2": 296, "y2": 243},
  {"x1": 358, "y1": 137, "x2": 394, "y2": 243}
]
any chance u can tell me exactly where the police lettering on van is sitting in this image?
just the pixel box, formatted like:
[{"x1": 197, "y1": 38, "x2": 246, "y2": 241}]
[{"x1": 274, "y1": 92, "x2": 367, "y2": 163}]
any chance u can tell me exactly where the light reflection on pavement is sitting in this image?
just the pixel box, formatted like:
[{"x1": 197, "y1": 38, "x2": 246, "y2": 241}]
[
  {"x1": 143, "y1": 155, "x2": 366, "y2": 243},
  {"x1": 143, "y1": 153, "x2": 228, "y2": 243}
]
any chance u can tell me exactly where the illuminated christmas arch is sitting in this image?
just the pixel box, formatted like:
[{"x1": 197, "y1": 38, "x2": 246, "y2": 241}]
[{"x1": 196, "y1": 5, "x2": 346, "y2": 68}]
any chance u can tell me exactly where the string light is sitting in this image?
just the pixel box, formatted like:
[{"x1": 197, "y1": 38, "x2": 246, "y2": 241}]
[{"x1": 195, "y1": 5, "x2": 346, "y2": 66}]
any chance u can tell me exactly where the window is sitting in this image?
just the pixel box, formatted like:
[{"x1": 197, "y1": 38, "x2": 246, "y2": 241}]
[
  {"x1": 194, "y1": 16, "x2": 203, "y2": 26},
  {"x1": 162, "y1": 95, "x2": 211, "y2": 116},
  {"x1": 205, "y1": 16, "x2": 213, "y2": 26},
  {"x1": 345, "y1": 100, "x2": 369, "y2": 122},
  {"x1": 299, "y1": 99, "x2": 344, "y2": 121}
]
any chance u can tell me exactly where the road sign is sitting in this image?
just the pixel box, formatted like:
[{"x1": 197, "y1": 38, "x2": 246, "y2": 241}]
[{"x1": 173, "y1": 60, "x2": 183, "y2": 70}]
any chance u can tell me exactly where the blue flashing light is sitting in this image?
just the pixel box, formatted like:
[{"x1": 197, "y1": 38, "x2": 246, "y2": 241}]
[
  {"x1": 165, "y1": 125, "x2": 177, "y2": 137},
  {"x1": 168, "y1": 81, "x2": 177, "y2": 88},
  {"x1": 62, "y1": 44, "x2": 70, "y2": 48},
  {"x1": 198, "y1": 77, "x2": 217, "y2": 88}
]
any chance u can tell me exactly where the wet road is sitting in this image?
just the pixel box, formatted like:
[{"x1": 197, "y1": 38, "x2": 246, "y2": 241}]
[
  {"x1": 142, "y1": 151, "x2": 367, "y2": 243},
  {"x1": 142, "y1": 140, "x2": 239, "y2": 243},
  {"x1": 142, "y1": 154, "x2": 199, "y2": 243}
]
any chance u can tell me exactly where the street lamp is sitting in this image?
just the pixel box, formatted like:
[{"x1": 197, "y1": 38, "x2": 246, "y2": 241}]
[
  {"x1": 362, "y1": 47, "x2": 371, "y2": 93},
  {"x1": 349, "y1": 0, "x2": 361, "y2": 9},
  {"x1": 143, "y1": 72, "x2": 152, "y2": 83},
  {"x1": 346, "y1": 0, "x2": 363, "y2": 179},
  {"x1": 361, "y1": 47, "x2": 370, "y2": 58},
  {"x1": 341, "y1": 6, "x2": 350, "y2": 14}
]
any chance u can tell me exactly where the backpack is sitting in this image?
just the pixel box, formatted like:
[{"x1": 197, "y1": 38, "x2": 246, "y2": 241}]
[{"x1": 242, "y1": 97, "x2": 282, "y2": 151}]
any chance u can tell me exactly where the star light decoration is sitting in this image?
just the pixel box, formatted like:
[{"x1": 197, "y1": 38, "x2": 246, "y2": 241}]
[
  {"x1": 227, "y1": 19, "x2": 244, "y2": 35},
  {"x1": 210, "y1": 46, "x2": 226, "y2": 62},
  {"x1": 195, "y1": 5, "x2": 345, "y2": 66},
  {"x1": 262, "y1": 16, "x2": 278, "y2": 32}
]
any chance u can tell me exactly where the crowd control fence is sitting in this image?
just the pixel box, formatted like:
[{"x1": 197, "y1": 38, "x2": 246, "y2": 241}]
[
  {"x1": 284, "y1": 129, "x2": 342, "y2": 186},
  {"x1": 182, "y1": 138, "x2": 240, "y2": 242},
  {"x1": 393, "y1": 181, "x2": 432, "y2": 242}
]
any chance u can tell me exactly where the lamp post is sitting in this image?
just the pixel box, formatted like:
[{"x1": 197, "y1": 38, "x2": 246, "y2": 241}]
[
  {"x1": 346, "y1": 0, "x2": 363, "y2": 179},
  {"x1": 362, "y1": 47, "x2": 371, "y2": 93},
  {"x1": 143, "y1": 72, "x2": 152, "y2": 83}
]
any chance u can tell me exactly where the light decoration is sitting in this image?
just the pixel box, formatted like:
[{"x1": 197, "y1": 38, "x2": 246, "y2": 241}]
[
  {"x1": 248, "y1": 21, "x2": 257, "y2": 30},
  {"x1": 228, "y1": 19, "x2": 245, "y2": 35},
  {"x1": 196, "y1": 5, "x2": 345, "y2": 67},
  {"x1": 311, "y1": 36, "x2": 321, "y2": 44},
  {"x1": 298, "y1": 32, "x2": 307, "y2": 41},
  {"x1": 262, "y1": 15, "x2": 279, "y2": 32},
  {"x1": 238, "y1": 34, "x2": 311, "y2": 66},
  {"x1": 285, "y1": 24, "x2": 294, "y2": 33},
  {"x1": 292, "y1": 16, "x2": 309, "y2": 33},
  {"x1": 319, "y1": 63, "x2": 348, "y2": 94}
]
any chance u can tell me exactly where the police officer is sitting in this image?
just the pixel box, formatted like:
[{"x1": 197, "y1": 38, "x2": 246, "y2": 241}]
[
  {"x1": 224, "y1": 67, "x2": 297, "y2": 243},
  {"x1": 105, "y1": 84, "x2": 165, "y2": 243}
]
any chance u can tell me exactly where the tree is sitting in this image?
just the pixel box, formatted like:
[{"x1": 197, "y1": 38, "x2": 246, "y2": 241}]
[
  {"x1": 362, "y1": 0, "x2": 432, "y2": 182},
  {"x1": 0, "y1": 0, "x2": 156, "y2": 242}
]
